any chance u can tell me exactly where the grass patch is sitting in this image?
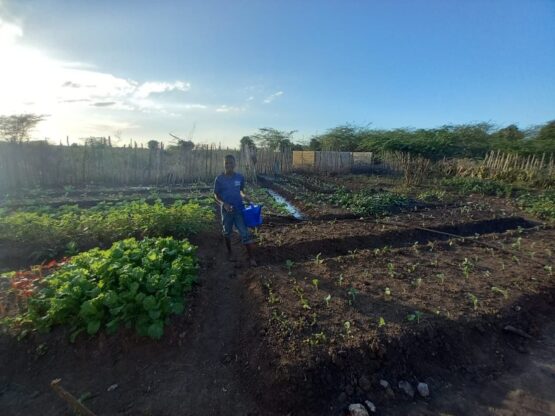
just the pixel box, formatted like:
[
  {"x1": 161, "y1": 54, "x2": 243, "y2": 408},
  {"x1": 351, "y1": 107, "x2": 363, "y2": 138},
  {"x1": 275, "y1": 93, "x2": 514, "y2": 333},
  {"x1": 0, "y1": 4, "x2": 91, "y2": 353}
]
[{"x1": 441, "y1": 177, "x2": 513, "y2": 197}]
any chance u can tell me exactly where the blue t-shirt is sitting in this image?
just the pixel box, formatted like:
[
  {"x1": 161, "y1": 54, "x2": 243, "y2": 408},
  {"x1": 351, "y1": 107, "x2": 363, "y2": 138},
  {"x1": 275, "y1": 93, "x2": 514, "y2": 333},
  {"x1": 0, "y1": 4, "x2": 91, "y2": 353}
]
[{"x1": 214, "y1": 172, "x2": 245, "y2": 210}]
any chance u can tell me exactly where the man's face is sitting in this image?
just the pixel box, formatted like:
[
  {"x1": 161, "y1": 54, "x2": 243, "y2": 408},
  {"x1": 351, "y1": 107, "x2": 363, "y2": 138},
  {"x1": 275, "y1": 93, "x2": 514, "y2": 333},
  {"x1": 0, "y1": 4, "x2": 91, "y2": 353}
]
[{"x1": 224, "y1": 157, "x2": 235, "y2": 174}]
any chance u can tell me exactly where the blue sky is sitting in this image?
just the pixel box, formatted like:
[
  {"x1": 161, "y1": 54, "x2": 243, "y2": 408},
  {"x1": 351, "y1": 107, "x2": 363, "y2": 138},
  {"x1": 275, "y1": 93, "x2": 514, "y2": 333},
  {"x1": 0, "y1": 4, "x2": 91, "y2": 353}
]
[{"x1": 0, "y1": 0, "x2": 554, "y2": 146}]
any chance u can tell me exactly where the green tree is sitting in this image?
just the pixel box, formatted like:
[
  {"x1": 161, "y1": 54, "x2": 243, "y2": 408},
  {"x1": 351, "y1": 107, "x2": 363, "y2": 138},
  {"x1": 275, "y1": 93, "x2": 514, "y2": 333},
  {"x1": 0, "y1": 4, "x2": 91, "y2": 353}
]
[
  {"x1": 0, "y1": 114, "x2": 46, "y2": 143},
  {"x1": 251, "y1": 128, "x2": 297, "y2": 151}
]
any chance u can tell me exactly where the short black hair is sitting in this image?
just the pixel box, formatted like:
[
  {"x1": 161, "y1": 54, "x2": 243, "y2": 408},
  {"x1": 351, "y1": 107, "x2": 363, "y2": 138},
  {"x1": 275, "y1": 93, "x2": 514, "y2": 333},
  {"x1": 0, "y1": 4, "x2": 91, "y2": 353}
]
[{"x1": 225, "y1": 154, "x2": 236, "y2": 162}]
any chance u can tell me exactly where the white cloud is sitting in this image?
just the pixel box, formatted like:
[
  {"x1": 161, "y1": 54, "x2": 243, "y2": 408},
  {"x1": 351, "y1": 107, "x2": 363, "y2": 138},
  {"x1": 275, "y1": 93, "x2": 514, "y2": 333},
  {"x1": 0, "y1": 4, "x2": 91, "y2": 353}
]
[
  {"x1": 216, "y1": 105, "x2": 244, "y2": 113},
  {"x1": 0, "y1": 16, "x2": 195, "y2": 139},
  {"x1": 134, "y1": 81, "x2": 190, "y2": 99},
  {"x1": 263, "y1": 91, "x2": 284, "y2": 104}
]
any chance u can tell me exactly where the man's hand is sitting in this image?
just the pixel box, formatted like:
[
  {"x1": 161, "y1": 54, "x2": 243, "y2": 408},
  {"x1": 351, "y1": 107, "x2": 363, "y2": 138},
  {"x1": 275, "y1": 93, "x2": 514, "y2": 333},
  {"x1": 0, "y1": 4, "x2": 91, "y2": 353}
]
[{"x1": 223, "y1": 203, "x2": 233, "y2": 212}]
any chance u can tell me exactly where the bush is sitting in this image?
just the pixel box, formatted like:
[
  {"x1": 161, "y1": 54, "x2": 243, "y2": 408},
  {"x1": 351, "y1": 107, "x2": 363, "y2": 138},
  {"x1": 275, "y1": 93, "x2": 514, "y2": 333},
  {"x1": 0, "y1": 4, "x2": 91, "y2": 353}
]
[
  {"x1": 440, "y1": 177, "x2": 513, "y2": 197},
  {"x1": 23, "y1": 237, "x2": 198, "y2": 340},
  {"x1": 517, "y1": 192, "x2": 555, "y2": 221}
]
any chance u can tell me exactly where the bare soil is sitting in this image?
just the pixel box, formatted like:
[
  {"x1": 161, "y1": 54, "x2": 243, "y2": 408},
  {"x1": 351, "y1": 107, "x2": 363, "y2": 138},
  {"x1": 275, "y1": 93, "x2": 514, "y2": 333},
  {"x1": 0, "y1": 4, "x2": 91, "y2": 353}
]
[{"x1": 1, "y1": 186, "x2": 554, "y2": 415}]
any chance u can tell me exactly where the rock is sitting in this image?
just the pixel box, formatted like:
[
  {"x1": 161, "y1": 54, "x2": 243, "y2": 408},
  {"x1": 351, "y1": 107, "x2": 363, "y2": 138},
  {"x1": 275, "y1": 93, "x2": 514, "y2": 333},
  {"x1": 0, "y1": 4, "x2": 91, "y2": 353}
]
[
  {"x1": 398, "y1": 380, "x2": 415, "y2": 398},
  {"x1": 379, "y1": 379, "x2": 390, "y2": 389},
  {"x1": 107, "y1": 384, "x2": 119, "y2": 392},
  {"x1": 358, "y1": 376, "x2": 371, "y2": 392},
  {"x1": 417, "y1": 382, "x2": 430, "y2": 397},
  {"x1": 365, "y1": 400, "x2": 376, "y2": 413},
  {"x1": 348, "y1": 403, "x2": 369, "y2": 416}
]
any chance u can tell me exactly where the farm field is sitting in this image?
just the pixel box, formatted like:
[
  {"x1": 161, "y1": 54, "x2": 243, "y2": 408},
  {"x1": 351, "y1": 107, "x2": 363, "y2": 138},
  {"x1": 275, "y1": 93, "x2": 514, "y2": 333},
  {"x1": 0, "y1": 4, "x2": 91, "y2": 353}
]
[{"x1": 1, "y1": 172, "x2": 554, "y2": 415}]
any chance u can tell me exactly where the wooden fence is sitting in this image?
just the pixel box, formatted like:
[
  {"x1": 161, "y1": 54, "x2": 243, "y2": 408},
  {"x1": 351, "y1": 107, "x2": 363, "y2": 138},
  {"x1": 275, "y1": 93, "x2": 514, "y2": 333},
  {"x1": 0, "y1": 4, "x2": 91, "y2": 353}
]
[{"x1": 0, "y1": 142, "x2": 293, "y2": 192}]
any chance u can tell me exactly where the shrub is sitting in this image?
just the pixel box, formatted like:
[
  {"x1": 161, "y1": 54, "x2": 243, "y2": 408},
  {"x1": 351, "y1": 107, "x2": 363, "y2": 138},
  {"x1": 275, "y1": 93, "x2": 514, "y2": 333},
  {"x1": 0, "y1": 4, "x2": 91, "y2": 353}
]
[
  {"x1": 517, "y1": 192, "x2": 555, "y2": 221},
  {"x1": 440, "y1": 177, "x2": 513, "y2": 197}
]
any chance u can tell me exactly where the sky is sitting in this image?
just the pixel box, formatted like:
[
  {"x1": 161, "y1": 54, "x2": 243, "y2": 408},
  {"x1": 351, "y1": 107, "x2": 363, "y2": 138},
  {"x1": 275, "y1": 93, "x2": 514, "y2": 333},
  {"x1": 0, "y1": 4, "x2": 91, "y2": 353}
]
[{"x1": 0, "y1": 0, "x2": 554, "y2": 147}]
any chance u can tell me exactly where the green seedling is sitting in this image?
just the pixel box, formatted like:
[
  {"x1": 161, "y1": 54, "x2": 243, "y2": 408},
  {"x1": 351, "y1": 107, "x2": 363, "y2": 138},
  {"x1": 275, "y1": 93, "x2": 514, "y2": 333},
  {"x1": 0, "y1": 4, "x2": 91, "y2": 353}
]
[
  {"x1": 387, "y1": 263, "x2": 395, "y2": 278},
  {"x1": 300, "y1": 296, "x2": 311, "y2": 310},
  {"x1": 384, "y1": 287, "x2": 391, "y2": 299},
  {"x1": 314, "y1": 253, "x2": 324, "y2": 265},
  {"x1": 491, "y1": 286, "x2": 509, "y2": 299},
  {"x1": 347, "y1": 287, "x2": 358, "y2": 305},
  {"x1": 467, "y1": 293, "x2": 478, "y2": 310},
  {"x1": 324, "y1": 294, "x2": 331, "y2": 307},
  {"x1": 436, "y1": 273, "x2": 445, "y2": 284},
  {"x1": 348, "y1": 248, "x2": 358, "y2": 259},
  {"x1": 545, "y1": 265, "x2": 553, "y2": 276},
  {"x1": 378, "y1": 317, "x2": 386, "y2": 328},
  {"x1": 406, "y1": 310, "x2": 423, "y2": 324},
  {"x1": 304, "y1": 331, "x2": 327, "y2": 346},
  {"x1": 512, "y1": 237, "x2": 522, "y2": 250},
  {"x1": 337, "y1": 274, "x2": 344, "y2": 287},
  {"x1": 312, "y1": 278, "x2": 320, "y2": 290},
  {"x1": 461, "y1": 258, "x2": 473, "y2": 278},
  {"x1": 512, "y1": 255, "x2": 520, "y2": 264},
  {"x1": 412, "y1": 277, "x2": 423, "y2": 288},
  {"x1": 285, "y1": 259, "x2": 294, "y2": 275},
  {"x1": 412, "y1": 241, "x2": 420, "y2": 253},
  {"x1": 343, "y1": 321, "x2": 351, "y2": 335}
]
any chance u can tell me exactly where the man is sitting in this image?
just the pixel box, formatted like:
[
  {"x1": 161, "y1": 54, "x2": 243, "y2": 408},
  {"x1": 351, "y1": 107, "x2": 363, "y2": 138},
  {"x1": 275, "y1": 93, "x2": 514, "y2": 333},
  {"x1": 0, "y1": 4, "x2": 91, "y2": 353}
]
[{"x1": 214, "y1": 154, "x2": 257, "y2": 266}]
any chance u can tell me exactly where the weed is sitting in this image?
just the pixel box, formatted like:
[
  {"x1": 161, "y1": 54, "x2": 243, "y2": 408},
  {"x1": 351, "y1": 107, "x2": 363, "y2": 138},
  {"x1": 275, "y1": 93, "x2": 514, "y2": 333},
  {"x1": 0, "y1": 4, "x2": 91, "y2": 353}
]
[
  {"x1": 378, "y1": 317, "x2": 386, "y2": 327},
  {"x1": 312, "y1": 278, "x2": 320, "y2": 290},
  {"x1": 324, "y1": 294, "x2": 332, "y2": 307},
  {"x1": 337, "y1": 274, "x2": 344, "y2": 287}
]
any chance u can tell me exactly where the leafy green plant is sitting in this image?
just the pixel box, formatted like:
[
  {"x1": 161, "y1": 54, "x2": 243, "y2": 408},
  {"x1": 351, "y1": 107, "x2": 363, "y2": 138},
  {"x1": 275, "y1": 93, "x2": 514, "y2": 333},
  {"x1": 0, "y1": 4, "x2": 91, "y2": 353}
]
[
  {"x1": 19, "y1": 237, "x2": 198, "y2": 340},
  {"x1": 312, "y1": 278, "x2": 320, "y2": 290},
  {"x1": 378, "y1": 317, "x2": 386, "y2": 328},
  {"x1": 517, "y1": 192, "x2": 555, "y2": 221}
]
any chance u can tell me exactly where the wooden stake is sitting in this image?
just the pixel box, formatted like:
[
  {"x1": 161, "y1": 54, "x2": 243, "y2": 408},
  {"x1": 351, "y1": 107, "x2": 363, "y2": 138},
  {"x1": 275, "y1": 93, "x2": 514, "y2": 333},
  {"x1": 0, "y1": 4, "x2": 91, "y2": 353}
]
[{"x1": 50, "y1": 379, "x2": 97, "y2": 416}]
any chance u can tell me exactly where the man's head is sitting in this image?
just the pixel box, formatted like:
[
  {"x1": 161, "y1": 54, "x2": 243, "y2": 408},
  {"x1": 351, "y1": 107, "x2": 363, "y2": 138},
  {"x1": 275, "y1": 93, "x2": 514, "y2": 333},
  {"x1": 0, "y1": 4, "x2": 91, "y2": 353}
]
[{"x1": 224, "y1": 154, "x2": 236, "y2": 174}]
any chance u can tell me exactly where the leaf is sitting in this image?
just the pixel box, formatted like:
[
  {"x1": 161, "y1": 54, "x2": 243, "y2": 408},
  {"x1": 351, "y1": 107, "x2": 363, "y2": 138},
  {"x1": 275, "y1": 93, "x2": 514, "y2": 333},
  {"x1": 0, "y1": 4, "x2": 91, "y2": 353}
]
[
  {"x1": 86, "y1": 320, "x2": 101, "y2": 335},
  {"x1": 147, "y1": 321, "x2": 164, "y2": 339},
  {"x1": 171, "y1": 301, "x2": 184, "y2": 314},
  {"x1": 378, "y1": 317, "x2": 386, "y2": 327},
  {"x1": 148, "y1": 309, "x2": 161, "y2": 320},
  {"x1": 142, "y1": 295, "x2": 157, "y2": 311}
]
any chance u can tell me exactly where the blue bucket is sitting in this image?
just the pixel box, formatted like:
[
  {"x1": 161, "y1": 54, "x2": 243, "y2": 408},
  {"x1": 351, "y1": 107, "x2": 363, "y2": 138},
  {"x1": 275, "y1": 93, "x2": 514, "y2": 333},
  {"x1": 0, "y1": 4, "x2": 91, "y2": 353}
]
[{"x1": 242, "y1": 204, "x2": 263, "y2": 228}]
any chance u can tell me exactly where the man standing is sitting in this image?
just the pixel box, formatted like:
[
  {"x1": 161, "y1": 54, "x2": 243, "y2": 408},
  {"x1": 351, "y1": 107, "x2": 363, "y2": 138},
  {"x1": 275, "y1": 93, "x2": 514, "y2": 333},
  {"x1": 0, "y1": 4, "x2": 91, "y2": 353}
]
[{"x1": 214, "y1": 154, "x2": 257, "y2": 266}]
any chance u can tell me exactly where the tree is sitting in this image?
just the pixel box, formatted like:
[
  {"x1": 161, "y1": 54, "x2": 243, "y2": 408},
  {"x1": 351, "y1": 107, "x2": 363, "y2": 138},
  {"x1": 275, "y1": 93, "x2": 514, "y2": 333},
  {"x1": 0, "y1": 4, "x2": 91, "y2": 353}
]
[
  {"x1": 493, "y1": 124, "x2": 524, "y2": 142},
  {"x1": 0, "y1": 114, "x2": 46, "y2": 143},
  {"x1": 251, "y1": 128, "x2": 297, "y2": 151},
  {"x1": 240, "y1": 136, "x2": 256, "y2": 149},
  {"x1": 147, "y1": 140, "x2": 160, "y2": 150}
]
